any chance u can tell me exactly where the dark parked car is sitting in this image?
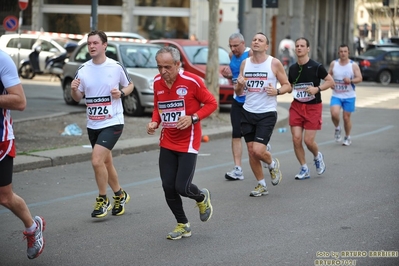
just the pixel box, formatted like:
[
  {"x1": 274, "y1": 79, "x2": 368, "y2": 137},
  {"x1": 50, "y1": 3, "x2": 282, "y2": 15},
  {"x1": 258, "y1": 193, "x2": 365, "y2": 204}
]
[
  {"x1": 352, "y1": 47, "x2": 399, "y2": 85},
  {"x1": 150, "y1": 39, "x2": 234, "y2": 105},
  {"x1": 62, "y1": 40, "x2": 161, "y2": 116},
  {"x1": 365, "y1": 42, "x2": 399, "y2": 51}
]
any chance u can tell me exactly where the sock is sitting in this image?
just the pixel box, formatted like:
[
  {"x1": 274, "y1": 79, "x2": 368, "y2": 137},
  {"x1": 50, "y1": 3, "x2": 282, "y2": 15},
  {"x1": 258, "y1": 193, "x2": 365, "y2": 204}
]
[
  {"x1": 314, "y1": 152, "x2": 321, "y2": 160},
  {"x1": 301, "y1": 164, "x2": 308, "y2": 169},
  {"x1": 25, "y1": 220, "x2": 37, "y2": 233},
  {"x1": 336, "y1": 126, "x2": 341, "y2": 130},
  {"x1": 268, "y1": 159, "x2": 275, "y2": 169},
  {"x1": 114, "y1": 189, "x2": 123, "y2": 197},
  {"x1": 258, "y1": 179, "x2": 266, "y2": 187},
  {"x1": 235, "y1": 165, "x2": 242, "y2": 171},
  {"x1": 99, "y1": 194, "x2": 107, "y2": 201}
]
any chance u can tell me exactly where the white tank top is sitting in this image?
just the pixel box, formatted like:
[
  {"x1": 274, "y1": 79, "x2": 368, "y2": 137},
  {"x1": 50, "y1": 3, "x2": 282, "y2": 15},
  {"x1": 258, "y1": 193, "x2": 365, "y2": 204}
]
[
  {"x1": 332, "y1": 59, "x2": 356, "y2": 99},
  {"x1": 243, "y1": 56, "x2": 277, "y2": 113}
]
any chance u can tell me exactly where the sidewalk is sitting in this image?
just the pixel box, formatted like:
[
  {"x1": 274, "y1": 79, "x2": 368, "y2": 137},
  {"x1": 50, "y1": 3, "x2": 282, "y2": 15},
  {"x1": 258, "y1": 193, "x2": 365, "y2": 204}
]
[{"x1": 13, "y1": 106, "x2": 289, "y2": 173}]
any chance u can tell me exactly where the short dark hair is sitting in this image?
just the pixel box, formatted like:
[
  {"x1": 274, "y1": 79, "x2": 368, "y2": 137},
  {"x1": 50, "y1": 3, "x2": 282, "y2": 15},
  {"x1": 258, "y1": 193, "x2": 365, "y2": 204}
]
[
  {"x1": 256, "y1": 32, "x2": 269, "y2": 45},
  {"x1": 295, "y1": 37, "x2": 310, "y2": 47},
  {"x1": 88, "y1": 30, "x2": 108, "y2": 43},
  {"x1": 339, "y1": 44, "x2": 350, "y2": 51}
]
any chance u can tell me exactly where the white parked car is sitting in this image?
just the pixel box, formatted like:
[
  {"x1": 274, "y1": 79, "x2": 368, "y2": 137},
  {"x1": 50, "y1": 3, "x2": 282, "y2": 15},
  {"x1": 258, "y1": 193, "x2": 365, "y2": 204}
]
[{"x1": 0, "y1": 33, "x2": 69, "y2": 70}]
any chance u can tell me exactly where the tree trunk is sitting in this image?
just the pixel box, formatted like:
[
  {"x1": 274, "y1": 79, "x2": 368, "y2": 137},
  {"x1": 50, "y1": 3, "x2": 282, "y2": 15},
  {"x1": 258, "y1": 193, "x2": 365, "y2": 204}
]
[{"x1": 207, "y1": 0, "x2": 220, "y2": 115}]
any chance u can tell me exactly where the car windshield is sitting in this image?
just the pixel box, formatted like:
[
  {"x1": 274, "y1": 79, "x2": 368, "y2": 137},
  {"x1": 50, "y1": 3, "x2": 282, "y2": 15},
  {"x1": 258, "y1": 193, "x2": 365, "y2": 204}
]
[
  {"x1": 362, "y1": 49, "x2": 386, "y2": 57},
  {"x1": 120, "y1": 44, "x2": 158, "y2": 68},
  {"x1": 182, "y1": 46, "x2": 230, "y2": 65}
]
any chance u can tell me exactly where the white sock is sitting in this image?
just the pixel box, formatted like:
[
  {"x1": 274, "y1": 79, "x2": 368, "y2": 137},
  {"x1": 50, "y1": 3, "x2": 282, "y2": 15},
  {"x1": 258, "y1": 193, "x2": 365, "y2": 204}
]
[
  {"x1": 336, "y1": 126, "x2": 340, "y2": 130},
  {"x1": 301, "y1": 164, "x2": 308, "y2": 169},
  {"x1": 258, "y1": 179, "x2": 266, "y2": 187},
  {"x1": 25, "y1": 220, "x2": 37, "y2": 233},
  {"x1": 314, "y1": 152, "x2": 321, "y2": 160},
  {"x1": 268, "y1": 159, "x2": 276, "y2": 169},
  {"x1": 235, "y1": 165, "x2": 242, "y2": 171}
]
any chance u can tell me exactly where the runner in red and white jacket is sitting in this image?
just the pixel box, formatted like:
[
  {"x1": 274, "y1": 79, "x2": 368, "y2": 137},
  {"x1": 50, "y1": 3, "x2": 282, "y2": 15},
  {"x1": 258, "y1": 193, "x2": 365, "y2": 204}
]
[{"x1": 147, "y1": 46, "x2": 217, "y2": 240}]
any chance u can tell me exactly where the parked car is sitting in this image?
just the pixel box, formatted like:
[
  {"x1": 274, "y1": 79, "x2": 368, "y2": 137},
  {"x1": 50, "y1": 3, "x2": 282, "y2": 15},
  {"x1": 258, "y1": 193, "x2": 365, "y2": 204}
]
[
  {"x1": 77, "y1": 31, "x2": 147, "y2": 45},
  {"x1": 0, "y1": 33, "x2": 70, "y2": 71},
  {"x1": 150, "y1": 39, "x2": 234, "y2": 105},
  {"x1": 352, "y1": 47, "x2": 399, "y2": 85},
  {"x1": 365, "y1": 42, "x2": 399, "y2": 51},
  {"x1": 62, "y1": 40, "x2": 161, "y2": 116}
]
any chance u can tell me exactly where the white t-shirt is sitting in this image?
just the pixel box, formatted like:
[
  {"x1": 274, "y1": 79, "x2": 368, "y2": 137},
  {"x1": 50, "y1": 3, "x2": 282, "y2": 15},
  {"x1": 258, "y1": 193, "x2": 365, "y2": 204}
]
[{"x1": 76, "y1": 58, "x2": 131, "y2": 129}]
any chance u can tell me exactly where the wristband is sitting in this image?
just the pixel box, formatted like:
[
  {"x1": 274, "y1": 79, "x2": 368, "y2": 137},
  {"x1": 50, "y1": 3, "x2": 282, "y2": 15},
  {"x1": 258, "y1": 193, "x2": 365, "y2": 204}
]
[{"x1": 318, "y1": 86, "x2": 321, "y2": 93}]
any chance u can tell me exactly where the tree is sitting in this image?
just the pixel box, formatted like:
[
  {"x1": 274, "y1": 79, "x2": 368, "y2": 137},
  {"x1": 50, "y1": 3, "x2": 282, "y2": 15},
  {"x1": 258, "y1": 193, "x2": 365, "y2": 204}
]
[{"x1": 206, "y1": 0, "x2": 220, "y2": 115}]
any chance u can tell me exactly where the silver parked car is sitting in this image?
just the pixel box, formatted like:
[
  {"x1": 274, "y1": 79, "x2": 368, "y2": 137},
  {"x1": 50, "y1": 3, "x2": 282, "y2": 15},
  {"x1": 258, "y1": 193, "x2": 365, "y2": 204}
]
[{"x1": 62, "y1": 40, "x2": 161, "y2": 116}]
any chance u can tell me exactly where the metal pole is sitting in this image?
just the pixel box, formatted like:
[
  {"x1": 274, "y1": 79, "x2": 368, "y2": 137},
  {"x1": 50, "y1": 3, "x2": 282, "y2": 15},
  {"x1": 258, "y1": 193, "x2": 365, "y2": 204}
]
[
  {"x1": 238, "y1": 0, "x2": 244, "y2": 33},
  {"x1": 91, "y1": 0, "x2": 98, "y2": 31},
  {"x1": 262, "y1": 0, "x2": 266, "y2": 33},
  {"x1": 17, "y1": 10, "x2": 23, "y2": 70}
]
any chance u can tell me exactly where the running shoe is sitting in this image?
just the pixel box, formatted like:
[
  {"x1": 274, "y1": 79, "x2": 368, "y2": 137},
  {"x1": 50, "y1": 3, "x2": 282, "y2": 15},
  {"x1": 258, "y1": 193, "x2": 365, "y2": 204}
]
[
  {"x1": 196, "y1": 188, "x2": 213, "y2": 222},
  {"x1": 334, "y1": 128, "x2": 342, "y2": 142},
  {"x1": 250, "y1": 184, "x2": 269, "y2": 197},
  {"x1": 269, "y1": 158, "x2": 282, "y2": 186},
  {"x1": 295, "y1": 167, "x2": 310, "y2": 180},
  {"x1": 262, "y1": 143, "x2": 272, "y2": 168},
  {"x1": 166, "y1": 223, "x2": 192, "y2": 240},
  {"x1": 225, "y1": 166, "x2": 244, "y2": 180},
  {"x1": 112, "y1": 190, "x2": 130, "y2": 216},
  {"x1": 314, "y1": 152, "x2": 326, "y2": 175},
  {"x1": 23, "y1": 216, "x2": 46, "y2": 260},
  {"x1": 91, "y1": 197, "x2": 112, "y2": 218},
  {"x1": 342, "y1": 136, "x2": 352, "y2": 146}
]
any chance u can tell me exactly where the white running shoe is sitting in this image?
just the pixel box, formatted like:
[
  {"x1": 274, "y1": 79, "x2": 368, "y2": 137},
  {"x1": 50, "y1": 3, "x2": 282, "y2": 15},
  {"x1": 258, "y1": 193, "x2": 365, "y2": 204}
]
[
  {"x1": 225, "y1": 166, "x2": 244, "y2": 180},
  {"x1": 295, "y1": 167, "x2": 310, "y2": 180},
  {"x1": 250, "y1": 184, "x2": 269, "y2": 197},
  {"x1": 342, "y1": 136, "x2": 352, "y2": 146},
  {"x1": 334, "y1": 128, "x2": 342, "y2": 142},
  {"x1": 314, "y1": 152, "x2": 326, "y2": 175}
]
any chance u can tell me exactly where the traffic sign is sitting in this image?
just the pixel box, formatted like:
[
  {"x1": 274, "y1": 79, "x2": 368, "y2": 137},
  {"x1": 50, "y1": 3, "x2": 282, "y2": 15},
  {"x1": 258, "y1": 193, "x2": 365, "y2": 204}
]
[
  {"x1": 19, "y1": 0, "x2": 29, "y2": 11},
  {"x1": 3, "y1": 16, "x2": 19, "y2": 31}
]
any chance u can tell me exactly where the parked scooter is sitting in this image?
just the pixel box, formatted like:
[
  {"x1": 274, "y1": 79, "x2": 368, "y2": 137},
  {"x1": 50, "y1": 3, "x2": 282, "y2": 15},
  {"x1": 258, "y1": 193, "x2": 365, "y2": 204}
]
[{"x1": 19, "y1": 42, "x2": 77, "y2": 80}]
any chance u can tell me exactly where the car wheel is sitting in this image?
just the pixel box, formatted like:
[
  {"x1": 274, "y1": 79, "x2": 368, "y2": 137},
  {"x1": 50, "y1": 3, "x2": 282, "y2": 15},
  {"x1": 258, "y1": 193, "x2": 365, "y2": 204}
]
[
  {"x1": 63, "y1": 78, "x2": 79, "y2": 105},
  {"x1": 378, "y1": 70, "x2": 391, "y2": 85},
  {"x1": 19, "y1": 63, "x2": 35, "y2": 79},
  {"x1": 122, "y1": 89, "x2": 145, "y2": 116}
]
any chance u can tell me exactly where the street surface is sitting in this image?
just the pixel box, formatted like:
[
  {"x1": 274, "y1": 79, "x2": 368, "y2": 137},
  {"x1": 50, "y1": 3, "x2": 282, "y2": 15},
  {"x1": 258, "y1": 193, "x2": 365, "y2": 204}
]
[{"x1": 1, "y1": 77, "x2": 398, "y2": 265}]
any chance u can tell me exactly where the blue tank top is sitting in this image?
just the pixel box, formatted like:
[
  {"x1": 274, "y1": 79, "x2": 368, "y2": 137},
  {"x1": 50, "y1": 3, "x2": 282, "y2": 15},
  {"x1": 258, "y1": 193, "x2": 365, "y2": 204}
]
[{"x1": 230, "y1": 48, "x2": 250, "y2": 103}]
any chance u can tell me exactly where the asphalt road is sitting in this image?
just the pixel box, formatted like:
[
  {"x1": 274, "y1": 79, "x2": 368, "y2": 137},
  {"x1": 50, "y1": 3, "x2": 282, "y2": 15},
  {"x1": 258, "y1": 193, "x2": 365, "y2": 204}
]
[{"x1": 1, "y1": 80, "x2": 398, "y2": 265}]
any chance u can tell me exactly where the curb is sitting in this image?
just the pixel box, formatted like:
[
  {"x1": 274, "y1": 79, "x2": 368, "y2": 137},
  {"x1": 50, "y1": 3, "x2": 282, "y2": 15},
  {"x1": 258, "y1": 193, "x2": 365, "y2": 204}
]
[{"x1": 14, "y1": 107, "x2": 289, "y2": 173}]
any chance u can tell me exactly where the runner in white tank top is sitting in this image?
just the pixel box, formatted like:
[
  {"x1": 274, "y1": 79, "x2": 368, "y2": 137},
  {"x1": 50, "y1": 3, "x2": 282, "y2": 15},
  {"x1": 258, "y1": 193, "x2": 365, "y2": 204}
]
[
  {"x1": 235, "y1": 32, "x2": 291, "y2": 197},
  {"x1": 328, "y1": 44, "x2": 362, "y2": 146}
]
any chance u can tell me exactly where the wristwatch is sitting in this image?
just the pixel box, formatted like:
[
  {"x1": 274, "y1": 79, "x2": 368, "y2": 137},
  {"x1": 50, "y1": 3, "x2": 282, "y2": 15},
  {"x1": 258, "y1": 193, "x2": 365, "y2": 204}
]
[
  {"x1": 120, "y1": 89, "x2": 125, "y2": 98},
  {"x1": 191, "y1": 115, "x2": 199, "y2": 124},
  {"x1": 277, "y1": 89, "x2": 280, "y2": 95}
]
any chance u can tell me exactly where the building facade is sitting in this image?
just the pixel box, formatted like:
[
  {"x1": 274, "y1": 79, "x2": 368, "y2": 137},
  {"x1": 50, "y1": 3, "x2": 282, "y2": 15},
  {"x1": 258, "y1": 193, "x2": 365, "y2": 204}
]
[{"x1": 1, "y1": 0, "x2": 356, "y2": 66}]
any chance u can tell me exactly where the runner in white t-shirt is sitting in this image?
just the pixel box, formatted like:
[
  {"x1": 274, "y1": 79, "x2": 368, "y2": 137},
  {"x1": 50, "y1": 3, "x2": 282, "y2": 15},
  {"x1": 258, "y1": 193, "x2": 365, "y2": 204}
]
[{"x1": 71, "y1": 30, "x2": 134, "y2": 218}]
